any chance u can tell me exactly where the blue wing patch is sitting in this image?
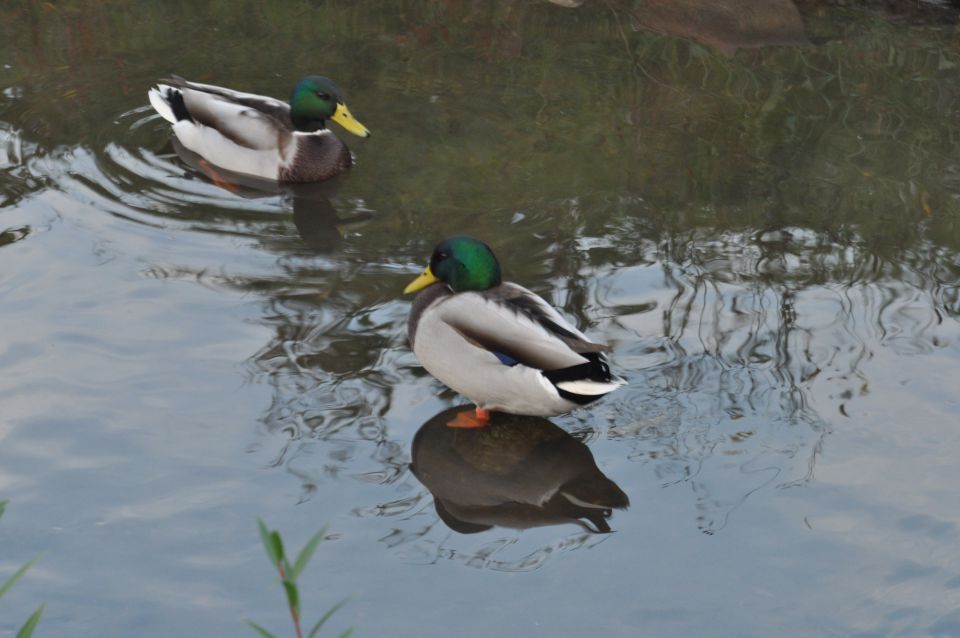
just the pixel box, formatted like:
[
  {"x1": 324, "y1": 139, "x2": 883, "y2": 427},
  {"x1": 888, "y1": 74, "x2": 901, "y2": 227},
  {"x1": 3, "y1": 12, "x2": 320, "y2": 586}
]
[{"x1": 492, "y1": 351, "x2": 520, "y2": 366}]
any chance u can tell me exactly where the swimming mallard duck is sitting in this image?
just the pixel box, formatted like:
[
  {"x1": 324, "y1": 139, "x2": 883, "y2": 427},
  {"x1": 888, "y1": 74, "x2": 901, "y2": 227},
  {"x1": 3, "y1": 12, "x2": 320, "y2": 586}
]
[
  {"x1": 148, "y1": 76, "x2": 369, "y2": 183},
  {"x1": 404, "y1": 236, "x2": 625, "y2": 427}
]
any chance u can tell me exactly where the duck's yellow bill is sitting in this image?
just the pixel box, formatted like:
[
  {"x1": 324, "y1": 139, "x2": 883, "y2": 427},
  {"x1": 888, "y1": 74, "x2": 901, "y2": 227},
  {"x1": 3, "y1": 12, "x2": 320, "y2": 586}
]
[
  {"x1": 404, "y1": 266, "x2": 438, "y2": 294},
  {"x1": 332, "y1": 102, "x2": 370, "y2": 138}
]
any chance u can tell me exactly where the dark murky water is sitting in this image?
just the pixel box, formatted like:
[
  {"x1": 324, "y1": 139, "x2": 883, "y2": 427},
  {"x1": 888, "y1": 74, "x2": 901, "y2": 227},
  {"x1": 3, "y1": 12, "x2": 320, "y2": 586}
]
[{"x1": 2, "y1": 1, "x2": 960, "y2": 636}]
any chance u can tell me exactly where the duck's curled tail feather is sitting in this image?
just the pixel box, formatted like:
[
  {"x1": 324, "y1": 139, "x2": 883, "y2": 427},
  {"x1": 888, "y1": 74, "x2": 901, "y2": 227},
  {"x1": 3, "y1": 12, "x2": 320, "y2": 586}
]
[{"x1": 148, "y1": 85, "x2": 192, "y2": 124}]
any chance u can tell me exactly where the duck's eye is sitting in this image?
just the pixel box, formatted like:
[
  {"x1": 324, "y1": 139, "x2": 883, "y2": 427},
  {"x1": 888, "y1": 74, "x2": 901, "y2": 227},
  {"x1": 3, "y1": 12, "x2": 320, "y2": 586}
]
[{"x1": 316, "y1": 91, "x2": 330, "y2": 101}]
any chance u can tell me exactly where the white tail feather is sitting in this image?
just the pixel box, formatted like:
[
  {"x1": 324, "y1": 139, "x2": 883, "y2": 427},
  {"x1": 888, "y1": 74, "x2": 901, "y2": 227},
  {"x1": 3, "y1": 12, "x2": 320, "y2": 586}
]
[
  {"x1": 148, "y1": 86, "x2": 177, "y2": 124},
  {"x1": 555, "y1": 379, "x2": 625, "y2": 396}
]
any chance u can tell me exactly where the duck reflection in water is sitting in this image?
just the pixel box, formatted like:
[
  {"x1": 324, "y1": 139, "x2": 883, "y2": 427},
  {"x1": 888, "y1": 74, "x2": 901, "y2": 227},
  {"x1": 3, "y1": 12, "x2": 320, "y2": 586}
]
[
  {"x1": 411, "y1": 406, "x2": 629, "y2": 534},
  {"x1": 166, "y1": 137, "x2": 371, "y2": 250}
]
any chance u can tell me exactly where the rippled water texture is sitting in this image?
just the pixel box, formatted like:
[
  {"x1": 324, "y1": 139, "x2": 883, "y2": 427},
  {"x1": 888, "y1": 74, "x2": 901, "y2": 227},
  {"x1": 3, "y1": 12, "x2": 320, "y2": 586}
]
[{"x1": 2, "y1": 2, "x2": 960, "y2": 636}]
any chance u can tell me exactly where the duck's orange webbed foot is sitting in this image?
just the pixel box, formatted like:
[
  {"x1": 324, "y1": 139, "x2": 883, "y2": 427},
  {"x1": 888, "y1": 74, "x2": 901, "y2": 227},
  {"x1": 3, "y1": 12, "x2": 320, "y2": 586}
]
[
  {"x1": 197, "y1": 159, "x2": 241, "y2": 193},
  {"x1": 446, "y1": 407, "x2": 491, "y2": 429}
]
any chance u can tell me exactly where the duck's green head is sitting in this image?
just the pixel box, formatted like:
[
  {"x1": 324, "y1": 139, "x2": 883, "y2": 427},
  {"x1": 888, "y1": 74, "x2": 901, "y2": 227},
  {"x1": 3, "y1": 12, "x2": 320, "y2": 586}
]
[
  {"x1": 404, "y1": 236, "x2": 502, "y2": 294},
  {"x1": 290, "y1": 76, "x2": 370, "y2": 137}
]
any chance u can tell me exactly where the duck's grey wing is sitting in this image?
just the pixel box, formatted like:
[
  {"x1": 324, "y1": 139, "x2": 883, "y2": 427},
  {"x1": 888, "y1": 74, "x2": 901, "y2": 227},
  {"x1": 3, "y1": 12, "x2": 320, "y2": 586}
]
[
  {"x1": 158, "y1": 77, "x2": 294, "y2": 152},
  {"x1": 488, "y1": 283, "x2": 611, "y2": 355},
  {"x1": 159, "y1": 77, "x2": 292, "y2": 123},
  {"x1": 173, "y1": 88, "x2": 291, "y2": 152},
  {"x1": 435, "y1": 290, "x2": 592, "y2": 372}
]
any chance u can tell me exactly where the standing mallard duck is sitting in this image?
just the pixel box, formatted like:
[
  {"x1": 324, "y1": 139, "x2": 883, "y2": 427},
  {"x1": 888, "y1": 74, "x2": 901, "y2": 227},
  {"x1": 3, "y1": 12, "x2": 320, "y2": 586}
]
[
  {"x1": 148, "y1": 76, "x2": 369, "y2": 183},
  {"x1": 404, "y1": 236, "x2": 625, "y2": 427}
]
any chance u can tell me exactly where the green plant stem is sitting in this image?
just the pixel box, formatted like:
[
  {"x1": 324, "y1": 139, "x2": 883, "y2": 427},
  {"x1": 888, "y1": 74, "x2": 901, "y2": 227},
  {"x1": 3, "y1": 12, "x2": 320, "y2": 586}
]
[{"x1": 276, "y1": 562, "x2": 303, "y2": 638}]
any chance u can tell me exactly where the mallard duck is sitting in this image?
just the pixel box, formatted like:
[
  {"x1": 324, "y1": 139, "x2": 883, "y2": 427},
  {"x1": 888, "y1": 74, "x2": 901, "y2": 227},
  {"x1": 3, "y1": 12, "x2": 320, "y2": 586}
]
[
  {"x1": 411, "y1": 407, "x2": 629, "y2": 533},
  {"x1": 148, "y1": 75, "x2": 369, "y2": 183},
  {"x1": 404, "y1": 236, "x2": 625, "y2": 427}
]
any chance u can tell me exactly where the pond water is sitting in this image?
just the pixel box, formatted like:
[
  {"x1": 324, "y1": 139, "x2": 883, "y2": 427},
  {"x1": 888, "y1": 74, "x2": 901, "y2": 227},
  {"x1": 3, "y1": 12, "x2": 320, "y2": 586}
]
[{"x1": 2, "y1": 1, "x2": 960, "y2": 636}]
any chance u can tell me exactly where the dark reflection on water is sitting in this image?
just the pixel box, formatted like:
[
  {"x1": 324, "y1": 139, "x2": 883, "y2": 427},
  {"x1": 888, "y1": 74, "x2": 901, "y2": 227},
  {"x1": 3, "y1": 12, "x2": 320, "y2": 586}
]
[
  {"x1": 168, "y1": 138, "x2": 374, "y2": 252},
  {"x1": 411, "y1": 407, "x2": 629, "y2": 534}
]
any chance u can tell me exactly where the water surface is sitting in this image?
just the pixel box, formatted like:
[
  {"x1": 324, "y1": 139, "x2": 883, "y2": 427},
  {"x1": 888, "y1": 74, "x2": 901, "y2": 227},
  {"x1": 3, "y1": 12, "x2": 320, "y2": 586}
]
[{"x1": 2, "y1": 1, "x2": 960, "y2": 636}]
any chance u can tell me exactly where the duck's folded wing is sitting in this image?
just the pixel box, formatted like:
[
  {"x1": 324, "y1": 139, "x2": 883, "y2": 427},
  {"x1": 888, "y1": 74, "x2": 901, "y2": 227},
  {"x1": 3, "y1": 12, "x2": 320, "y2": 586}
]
[
  {"x1": 488, "y1": 283, "x2": 611, "y2": 354},
  {"x1": 436, "y1": 291, "x2": 596, "y2": 372},
  {"x1": 160, "y1": 77, "x2": 291, "y2": 121},
  {"x1": 178, "y1": 87, "x2": 290, "y2": 151}
]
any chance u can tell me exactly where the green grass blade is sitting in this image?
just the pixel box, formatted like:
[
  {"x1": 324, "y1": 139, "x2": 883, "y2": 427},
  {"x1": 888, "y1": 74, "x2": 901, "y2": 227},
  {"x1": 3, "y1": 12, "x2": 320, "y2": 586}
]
[
  {"x1": 0, "y1": 554, "x2": 42, "y2": 600},
  {"x1": 15, "y1": 604, "x2": 43, "y2": 638},
  {"x1": 0, "y1": 500, "x2": 7, "y2": 521},
  {"x1": 307, "y1": 598, "x2": 349, "y2": 638},
  {"x1": 291, "y1": 525, "x2": 328, "y2": 581},
  {"x1": 245, "y1": 620, "x2": 278, "y2": 638},
  {"x1": 256, "y1": 518, "x2": 281, "y2": 567},
  {"x1": 337, "y1": 628, "x2": 354, "y2": 638},
  {"x1": 270, "y1": 531, "x2": 286, "y2": 568}
]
